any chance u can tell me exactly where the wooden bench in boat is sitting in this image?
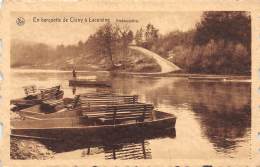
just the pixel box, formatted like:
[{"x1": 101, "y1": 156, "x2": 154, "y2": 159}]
[
  {"x1": 11, "y1": 85, "x2": 64, "y2": 109},
  {"x1": 40, "y1": 99, "x2": 64, "y2": 112},
  {"x1": 64, "y1": 93, "x2": 139, "y2": 109},
  {"x1": 78, "y1": 94, "x2": 139, "y2": 106},
  {"x1": 39, "y1": 95, "x2": 81, "y2": 113},
  {"x1": 34, "y1": 85, "x2": 63, "y2": 112},
  {"x1": 81, "y1": 103, "x2": 154, "y2": 125}
]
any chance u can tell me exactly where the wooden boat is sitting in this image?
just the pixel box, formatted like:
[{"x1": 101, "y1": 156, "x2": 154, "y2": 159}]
[
  {"x1": 10, "y1": 85, "x2": 64, "y2": 108},
  {"x1": 12, "y1": 124, "x2": 175, "y2": 160},
  {"x1": 16, "y1": 93, "x2": 140, "y2": 120},
  {"x1": 11, "y1": 93, "x2": 176, "y2": 140},
  {"x1": 11, "y1": 110, "x2": 176, "y2": 140},
  {"x1": 69, "y1": 79, "x2": 112, "y2": 87}
]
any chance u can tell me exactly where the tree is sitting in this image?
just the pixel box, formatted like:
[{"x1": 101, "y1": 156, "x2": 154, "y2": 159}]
[
  {"x1": 144, "y1": 23, "x2": 159, "y2": 49},
  {"x1": 118, "y1": 24, "x2": 134, "y2": 49},
  {"x1": 135, "y1": 28, "x2": 144, "y2": 46},
  {"x1": 117, "y1": 25, "x2": 134, "y2": 62},
  {"x1": 86, "y1": 23, "x2": 135, "y2": 69},
  {"x1": 194, "y1": 11, "x2": 251, "y2": 48},
  {"x1": 192, "y1": 11, "x2": 251, "y2": 74},
  {"x1": 91, "y1": 23, "x2": 121, "y2": 68}
]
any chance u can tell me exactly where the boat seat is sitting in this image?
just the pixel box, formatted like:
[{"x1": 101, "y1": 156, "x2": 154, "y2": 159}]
[
  {"x1": 24, "y1": 94, "x2": 38, "y2": 100},
  {"x1": 82, "y1": 103, "x2": 153, "y2": 125},
  {"x1": 77, "y1": 94, "x2": 139, "y2": 107},
  {"x1": 41, "y1": 99, "x2": 64, "y2": 112}
]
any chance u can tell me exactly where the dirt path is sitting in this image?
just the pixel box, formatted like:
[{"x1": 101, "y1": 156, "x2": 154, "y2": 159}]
[{"x1": 129, "y1": 46, "x2": 180, "y2": 73}]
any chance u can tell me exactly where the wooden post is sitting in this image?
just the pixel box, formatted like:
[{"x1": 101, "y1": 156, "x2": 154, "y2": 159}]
[
  {"x1": 142, "y1": 140, "x2": 146, "y2": 159},
  {"x1": 113, "y1": 106, "x2": 117, "y2": 125},
  {"x1": 87, "y1": 147, "x2": 90, "y2": 155},
  {"x1": 73, "y1": 95, "x2": 80, "y2": 108},
  {"x1": 133, "y1": 95, "x2": 138, "y2": 103},
  {"x1": 112, "y1": 147, "x2": 116, "y2": 159}
]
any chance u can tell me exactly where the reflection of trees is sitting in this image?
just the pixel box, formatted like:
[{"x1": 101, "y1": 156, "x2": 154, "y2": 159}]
[
  {"x1": 111, "y1": 76, "x2": 251, "y2": 153},
  {"x1": 188, "y1": 82, "x2": 251, "y2": 153},
  {"x1": 111, "y1": 76, "x2": 161, "y2": 95},
  {"x1": 187, "y1": 82, "x2": 250, "y2": 112},
  {"x1": 111, "y1": 76, "x2": 185, "y2": 106},
  {"x1": 194, "y1": 104, "x2": 250, "y2": 153}
]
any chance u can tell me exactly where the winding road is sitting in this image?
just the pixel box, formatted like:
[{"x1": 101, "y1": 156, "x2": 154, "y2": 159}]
[{"x1": 128, "y1": 46, "x2": 180, "y2": 73}]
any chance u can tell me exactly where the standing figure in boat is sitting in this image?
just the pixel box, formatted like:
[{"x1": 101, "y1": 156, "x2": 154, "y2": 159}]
[{"x1": 72, "y1": 67, "x2": 77, "y2": 79}]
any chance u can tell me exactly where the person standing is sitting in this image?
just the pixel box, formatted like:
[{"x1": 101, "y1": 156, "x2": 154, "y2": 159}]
[{"x1": 72, "y1": 68, "x2": 77, "y2": 79}]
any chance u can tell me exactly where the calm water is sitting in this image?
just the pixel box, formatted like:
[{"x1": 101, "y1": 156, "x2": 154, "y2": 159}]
[{"x1": 10, "y1": 70, "x2": 251, "y2": 159}]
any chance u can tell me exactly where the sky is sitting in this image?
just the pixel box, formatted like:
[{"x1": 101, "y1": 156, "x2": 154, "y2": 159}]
[{"x1": 12, "y1": 12, "x2": 203, "y2": 46}]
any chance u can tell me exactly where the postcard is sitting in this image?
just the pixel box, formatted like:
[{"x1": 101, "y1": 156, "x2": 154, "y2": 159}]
[{"x1": 0, "y1": 0, "x2": 260, "y2": 166}]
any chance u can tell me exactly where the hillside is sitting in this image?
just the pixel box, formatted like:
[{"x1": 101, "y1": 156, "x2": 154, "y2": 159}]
[
  {"x1": 11, "y1": 12, "x2": 251, "y2": 75},
  {"x1": 11, "y1": 40, "x2": 161, "y2": 72}
]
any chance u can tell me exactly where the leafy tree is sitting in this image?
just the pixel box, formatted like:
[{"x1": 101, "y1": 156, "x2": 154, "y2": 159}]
[
  {"x1": 144, "y1": 23, "x2": 159, "y2": 49},
  {"x1": 135, "y1": 28, "x2": 144, "y2": 46},
  {"x1": 194, "y1": 11, "x2": 251, "y2": 48},
  {"x1": 193, "y1": 11, "x2": 251, "y2": 74},
  {"x1": 90, "y1": 23, "x2": 121, "y2": 68}
]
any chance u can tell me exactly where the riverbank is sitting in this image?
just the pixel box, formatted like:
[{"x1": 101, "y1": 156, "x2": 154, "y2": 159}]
[
  {"x1": 10, "y1": 111, "x2": 55, "y2": 160},
  {"x1": 11, "y1": 68, "x2": 251, "y2": 79},
  {"x1": 111, "y1": 71, "x2": 251, "y2": 80},
  {"x1": 11, "y1": 137, "x2": 54, "y2": 160}
]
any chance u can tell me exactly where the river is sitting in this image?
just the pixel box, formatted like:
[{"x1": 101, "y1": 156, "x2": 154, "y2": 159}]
[{"x1": 10, "y1": 70, "x2": 251, "y2": 160}]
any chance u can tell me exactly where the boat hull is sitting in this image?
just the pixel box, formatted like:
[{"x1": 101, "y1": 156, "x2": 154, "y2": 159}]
[
  {"x1": 11, "y1": 111, "x2": 176, "y2": 140},
  {"x1": 11, "y1": 91, "x2": 64, "y2": 108},
  {"x1": 69, "y1": 79, "x2": 111, "y2": 87}
]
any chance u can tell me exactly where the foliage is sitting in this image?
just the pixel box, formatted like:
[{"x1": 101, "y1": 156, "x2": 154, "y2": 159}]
[
  {"x1": 11, "y1": 11, "x2": 251, "y2": 75},
  {"x1": 135, "y1": 11, "x2": 251, "y2": 75},
  {"x1": 87, "y1": 23, "x2": 134, "y2": 68},
  {"x1": 194, "y1": 11, "x2": 251, "y2": 47},
  {"x1": 135, "y1": 23, "x2": 159, "y2": 49}
]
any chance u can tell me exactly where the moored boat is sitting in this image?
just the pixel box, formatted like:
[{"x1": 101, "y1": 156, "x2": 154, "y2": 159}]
[
  {"x1": 11, "y1": 121, "x2": 176, "y2": 160},
  {"x1": 16, "y1": 93, "x2": 140, "y2": 120},
  {"x1": 11, "y1": 93, "x2": 176, "y2": 140},
  {"x1": 69, "y1": 79, "x2": 112, "y2": 87},
  {"x1": 11, "y1": 110, "x2": 176, "y2": 140},
  {"x1": 11, "y1": 85, "x2": 64, "y2": 109}
]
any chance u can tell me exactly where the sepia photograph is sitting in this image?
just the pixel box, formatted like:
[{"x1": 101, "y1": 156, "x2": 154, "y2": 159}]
[{"x1": 10, "y1": 11, "x2": 251, "y2": 160}]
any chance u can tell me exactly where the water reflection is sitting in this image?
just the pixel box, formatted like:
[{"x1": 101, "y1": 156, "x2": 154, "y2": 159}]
[
  {"x1": 104, "y1": 140, "x2": 152, "y2": 160},
  {"x1": 110, "y1": 76, "x2": 251, "y2": 154},
  {"x1": 11, "y1": 71, "x2": 251, "y2": 158},
  {"x1": 185, "y1": 82, "x2": 250, "y2": 153},
  {"x1": 40, "y1": 128, "x2": 175, "y2": 160}
]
